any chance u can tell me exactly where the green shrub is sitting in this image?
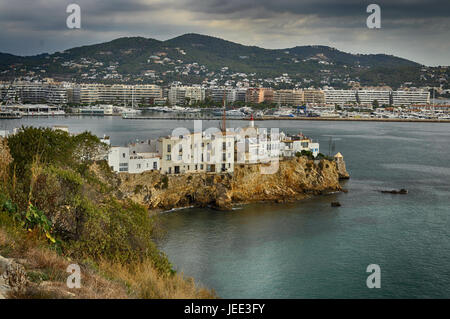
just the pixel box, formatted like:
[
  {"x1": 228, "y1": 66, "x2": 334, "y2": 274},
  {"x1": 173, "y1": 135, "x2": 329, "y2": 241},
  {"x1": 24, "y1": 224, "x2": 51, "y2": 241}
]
[
  {"x1": 68, "y1": 198, "x2": 173, "y2": 274},
  {"x1": 161, "y1": 176, "x2": 169, "y2": 189}
]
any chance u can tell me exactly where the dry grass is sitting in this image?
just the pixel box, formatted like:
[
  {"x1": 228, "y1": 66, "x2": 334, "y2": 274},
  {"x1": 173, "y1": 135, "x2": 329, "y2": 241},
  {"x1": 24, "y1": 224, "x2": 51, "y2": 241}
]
[
  {"x1": 18, "y1": 247, "x2": 129, "y2": 299},
  {"x1": 1, "y1": 223, "x2": 128, "y2": 299},
  {"x1": 100, "y1": 259, "x2": 217, "y2": 299},
  {"x1": 1, "y1": 221, "x2": 214, "y2": 299},
  {"x1": 0, "y1": 228, "x2": 7, "y2": 246}
]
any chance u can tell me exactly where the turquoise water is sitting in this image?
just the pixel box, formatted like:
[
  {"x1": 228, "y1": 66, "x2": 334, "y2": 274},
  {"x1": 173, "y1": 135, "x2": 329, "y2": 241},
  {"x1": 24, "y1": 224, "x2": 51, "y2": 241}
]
[{"x1": 2, "y1": 117, "x2": 450, "y2": 298}]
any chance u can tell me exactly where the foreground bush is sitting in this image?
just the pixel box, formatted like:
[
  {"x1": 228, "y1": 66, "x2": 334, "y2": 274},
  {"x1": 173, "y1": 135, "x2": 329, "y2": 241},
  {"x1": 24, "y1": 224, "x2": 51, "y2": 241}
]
[{"x1": 0, "y1": 127, "x2": 215, "y2": 298}]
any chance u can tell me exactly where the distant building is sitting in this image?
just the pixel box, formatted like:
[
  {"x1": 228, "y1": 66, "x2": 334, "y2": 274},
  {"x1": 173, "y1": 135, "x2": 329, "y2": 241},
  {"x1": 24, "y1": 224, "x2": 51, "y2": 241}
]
[
  {"x1": 356, "y1": 90, "x2": 390, "y2": 106},
  {"x1": 246, "y1": 88, "x2": 273, "y2": 104},
  {"x1": 323, "y1": 89, "x2": 357, "y2": 105},
  {"x1": 303, "y1": 89, "x2": 325, "y2": 105},
  {"x1": 392, "y1": 90, "x2": 430, "y2": 106},
  {"x1": 168, "y1": 86, "x2": 205, "y2": 106},
  {"x1": 273, "y1": 89, "x2": 303, "y2": 106}
]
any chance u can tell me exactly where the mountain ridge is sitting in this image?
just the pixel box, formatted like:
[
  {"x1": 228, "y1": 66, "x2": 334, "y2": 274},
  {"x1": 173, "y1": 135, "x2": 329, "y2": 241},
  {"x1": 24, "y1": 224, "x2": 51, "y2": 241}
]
[
  {"x1": 1, "y1": 33, "x2": 441, "y2": 89},
  {"x1": 0, "y1": 33, "x2": 421, "y2": 66}
]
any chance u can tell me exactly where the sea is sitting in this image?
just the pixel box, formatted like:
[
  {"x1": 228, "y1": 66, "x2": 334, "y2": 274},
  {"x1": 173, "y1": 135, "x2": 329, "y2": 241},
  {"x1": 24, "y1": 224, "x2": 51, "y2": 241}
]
[{"x1": 1, "y1": 115, "x2": 449, "y2": 298}]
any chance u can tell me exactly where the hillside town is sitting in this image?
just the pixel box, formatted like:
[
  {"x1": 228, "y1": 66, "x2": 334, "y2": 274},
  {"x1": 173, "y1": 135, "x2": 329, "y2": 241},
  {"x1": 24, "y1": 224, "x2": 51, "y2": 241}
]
[
  {"x1": 0, "y1": 79, "x2": 437, "y2": 107},
  {"x1": 1, "y1": 79, "x2": 449, "y2": 120}
]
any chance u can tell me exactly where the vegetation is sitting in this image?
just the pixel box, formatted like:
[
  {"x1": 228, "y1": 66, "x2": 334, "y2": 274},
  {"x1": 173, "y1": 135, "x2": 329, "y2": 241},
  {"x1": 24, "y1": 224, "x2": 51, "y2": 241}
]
[
  {"x1": 0, "y1": 129, "x2": 215, "y2": 299},
  {"x1": 295, "y1": 150, "x2": 314, "y2": 160},
  {"x1": 1, "y1": 33, "x2": 437, "y2": 88}
]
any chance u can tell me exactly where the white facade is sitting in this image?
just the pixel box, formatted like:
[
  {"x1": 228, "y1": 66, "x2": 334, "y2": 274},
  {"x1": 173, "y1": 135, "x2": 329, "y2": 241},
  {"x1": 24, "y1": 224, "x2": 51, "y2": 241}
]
[
  {"x1": 392, "y1": 90, "x2": 430, "y2": 106},
  {"x1": 280, "y1": 135, "x2": 320, "y2": 158},
  {"x1": 159, "y1": 132, "x2": 235, "y2": 174},
  {"x1": 324, "y1": 89, "x2": 357, "y2": 105},
  {"x1": 235, "y1": 126, "x2": 280, "y2": 164},
  {"x1": 108, "y1": 146, "x2": 160, "y2": 173},
  {"x1": 0, "y1": 130, "x2": 9, "y2": 138},
  {"x1": 168, "y1": 86, "x2": 206, "y2": 105},
  {"x1": 357, "y1": 90, "x2": 390, "y2": 106}
]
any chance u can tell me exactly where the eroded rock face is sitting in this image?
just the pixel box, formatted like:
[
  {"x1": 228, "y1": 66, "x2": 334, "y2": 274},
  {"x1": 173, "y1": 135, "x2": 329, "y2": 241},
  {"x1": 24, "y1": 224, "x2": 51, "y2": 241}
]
[
  {"x1": 335, "y1": 159, "x2": 350, "y2": 180},
  {"x1": 0, "y1": 255, "x2": 28, "y2": 299},
  {"x1": 117, "y1": 157, "x2": 346, "y2": 211}
]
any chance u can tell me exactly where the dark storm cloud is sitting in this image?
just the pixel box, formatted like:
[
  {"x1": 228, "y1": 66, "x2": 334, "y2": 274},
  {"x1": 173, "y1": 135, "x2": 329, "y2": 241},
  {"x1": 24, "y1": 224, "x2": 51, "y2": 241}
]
[
  {"x1": 0, "y1": 0, "x2": 448, "y2": 65},
  {"x1": 182, "y1": 0, "x2": 450, "y2": 19}
]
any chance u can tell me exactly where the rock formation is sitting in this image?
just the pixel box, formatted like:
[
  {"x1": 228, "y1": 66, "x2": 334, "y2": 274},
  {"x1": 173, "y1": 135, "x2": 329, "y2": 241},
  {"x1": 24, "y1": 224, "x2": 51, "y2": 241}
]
[
  {"x1": 334, "y1": 152, "x2": 350, "y2": 180},
  {"x1": 114, "y1": 157, "x2": 347, "y2": 211},
  {"x1": 0, "y1": 255, "x2": 28, "y2": 299}
]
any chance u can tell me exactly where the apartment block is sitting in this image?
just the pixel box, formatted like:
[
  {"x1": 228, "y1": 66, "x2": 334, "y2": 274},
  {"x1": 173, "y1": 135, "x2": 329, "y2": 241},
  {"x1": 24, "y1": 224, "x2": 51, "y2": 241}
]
[
  {"x1": 273, "y1": 89, "x2": 304, "y2": 106},
  {"x1": 303, "y1": 89, "x2": 325, "y2": 105},
  {"x1": 323, "y1": 89, "x2": 357, "y2": 105},
  {"x1": 392, "y1": 90, "x2": 430, "y2": 106}
]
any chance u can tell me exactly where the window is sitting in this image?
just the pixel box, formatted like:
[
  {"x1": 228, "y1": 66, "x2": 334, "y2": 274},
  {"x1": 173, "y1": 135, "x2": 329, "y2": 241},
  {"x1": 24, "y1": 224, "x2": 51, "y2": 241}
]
[
  {"x1": 223, "y1": 153, "x2": 226, "y2": 161},
  {"x1": 153, "y1": 162, "x2": 157, "y2": 169},
  {"x1": 223, "y1": 142, "x2": 226, "y2": 151},
  {"x1": 122, "y1": 153, "x2": 126, "y2": 158},
  {"x1": 167, "y1": 144, "x2": 171, "y2": 152},
  {"x1": 137, "y1": 164, "x2": 141, "y2": 169},
  {"x1": 166, "y1": 155, "x2": 171, "y2": 160}
]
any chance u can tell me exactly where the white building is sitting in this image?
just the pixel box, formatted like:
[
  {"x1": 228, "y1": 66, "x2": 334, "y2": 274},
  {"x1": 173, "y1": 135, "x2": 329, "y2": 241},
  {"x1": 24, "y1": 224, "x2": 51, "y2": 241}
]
[
  {"x1": 158, "y1": 131, "x2": 235, "y2": 174},
  {"x1": 392, "y1": 90, "x2": 430, "y2": 106},
  {"x1": 323, "y1": 89, "x2": 357, "y2": 105},
  {"x1": 108, "y1": 146, "x2": 160, "y2": 174},
  {"x1": 356, "y1": 90, "x2": 391, "y2": 106},
  {"x1": 168, "y1": 86, "x2": 206, "y2": 105},
  {"x1": 280, "y1": 133, "x2": 320, "y2": 158}
]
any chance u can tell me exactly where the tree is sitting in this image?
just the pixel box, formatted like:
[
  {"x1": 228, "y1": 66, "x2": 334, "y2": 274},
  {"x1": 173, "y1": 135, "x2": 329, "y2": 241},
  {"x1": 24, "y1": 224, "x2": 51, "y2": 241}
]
[
  {"x1": 372, "y1": 99, "x2": 379, "y2": 108},
  {"x1": 7, "y1": 127, "x2": 108, "y2": 180},
  {"x1": 72, "y1": 132, "x2": 109, "y2": 163}
]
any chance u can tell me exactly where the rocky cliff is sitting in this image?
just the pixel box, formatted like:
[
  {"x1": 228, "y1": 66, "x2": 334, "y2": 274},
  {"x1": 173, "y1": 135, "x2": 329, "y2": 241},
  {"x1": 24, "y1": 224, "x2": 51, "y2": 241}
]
[
  {"x1": 0, "y1": 255, "x2": 28, "y2": 299},
  {"x1": 113, "y1": 157, "x2": 348, "y2": 211}
]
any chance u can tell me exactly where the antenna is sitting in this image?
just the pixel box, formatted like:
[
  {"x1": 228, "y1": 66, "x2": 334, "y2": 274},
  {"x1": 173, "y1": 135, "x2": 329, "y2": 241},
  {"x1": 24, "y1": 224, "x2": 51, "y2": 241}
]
[
  {"x1": 328, "y1": 136, "x2": 332, "y2": 156},
  {"x1": 222, "y1": 88, "x2": 226, "y2": 134}
]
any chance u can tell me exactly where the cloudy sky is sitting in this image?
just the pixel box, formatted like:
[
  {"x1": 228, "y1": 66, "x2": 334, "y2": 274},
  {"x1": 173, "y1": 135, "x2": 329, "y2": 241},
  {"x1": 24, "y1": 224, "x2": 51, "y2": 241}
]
[{"x1": 0, "y1": 0, "x2": 448, "y2": 66}]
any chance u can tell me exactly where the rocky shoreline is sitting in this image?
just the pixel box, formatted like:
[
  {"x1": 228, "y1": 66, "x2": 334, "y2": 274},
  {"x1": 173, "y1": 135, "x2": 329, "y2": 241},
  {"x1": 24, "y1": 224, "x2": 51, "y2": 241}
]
[{"x1": 110, "y1": 156, "x2": 350, "y2": 212}]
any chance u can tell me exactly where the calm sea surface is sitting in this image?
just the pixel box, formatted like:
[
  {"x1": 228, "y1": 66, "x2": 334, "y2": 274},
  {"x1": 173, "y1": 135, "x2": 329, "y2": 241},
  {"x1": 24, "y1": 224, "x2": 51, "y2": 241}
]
[{"x1": 2, "y1": 115, "x2": 450, "y2": 298}]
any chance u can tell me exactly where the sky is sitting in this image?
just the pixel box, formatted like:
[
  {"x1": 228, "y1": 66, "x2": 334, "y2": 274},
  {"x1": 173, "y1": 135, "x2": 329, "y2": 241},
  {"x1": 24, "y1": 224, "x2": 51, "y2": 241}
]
[{"x1": 0, "y1": 0, "x2": 448, "y2": 66}]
